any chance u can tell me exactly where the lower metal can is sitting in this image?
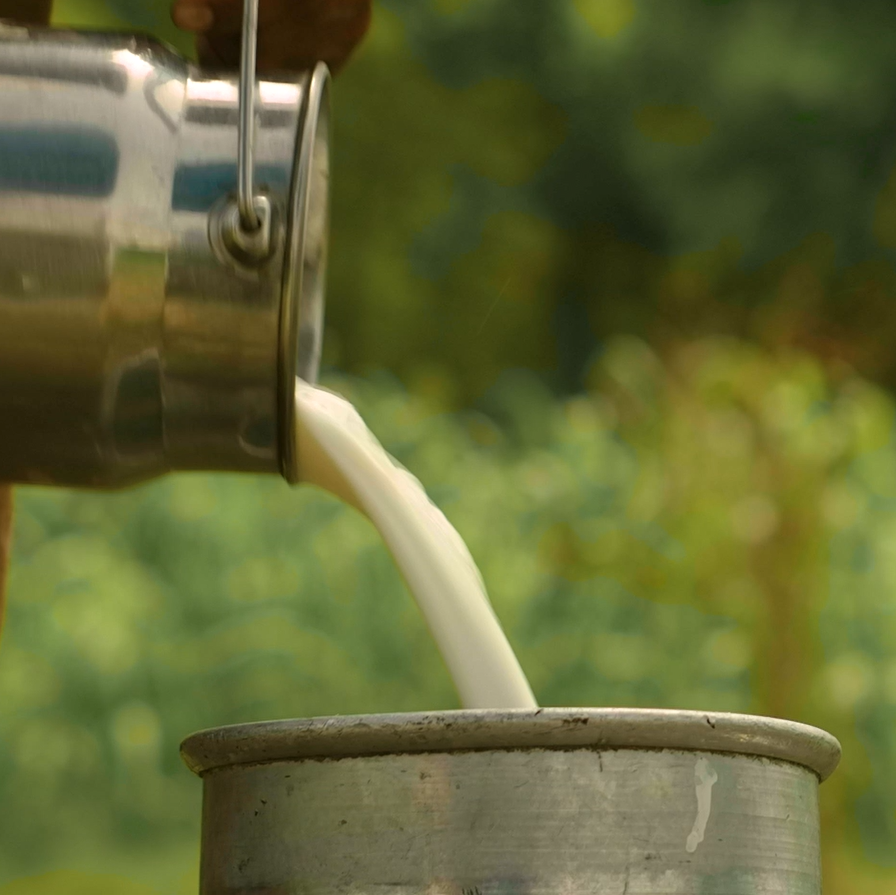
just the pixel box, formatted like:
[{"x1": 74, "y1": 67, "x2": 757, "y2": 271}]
[{"x1": 180, "y1": 708, "x2": 841, "y2": 895}]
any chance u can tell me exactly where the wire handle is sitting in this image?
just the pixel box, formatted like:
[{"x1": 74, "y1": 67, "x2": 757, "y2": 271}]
[
  {"x1": 217, "y1": 0, "x2": 273, "y2": 267},
  {"x1": 237, "y1": 0, "x2": 261, "y2": 233}
]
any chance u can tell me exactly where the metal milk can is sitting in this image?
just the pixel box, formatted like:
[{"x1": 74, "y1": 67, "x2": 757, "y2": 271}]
[
  {"x1": 0, "y1": 1, "x2": 329, "y2": 488},
  {"x1": 181, "y1": 708, "x2": 841, "y2": 895}
]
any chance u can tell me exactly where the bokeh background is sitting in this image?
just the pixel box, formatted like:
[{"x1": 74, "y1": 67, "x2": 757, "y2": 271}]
[{"x1": 4, "y1": 0, "x2": 896, "y2": 892}]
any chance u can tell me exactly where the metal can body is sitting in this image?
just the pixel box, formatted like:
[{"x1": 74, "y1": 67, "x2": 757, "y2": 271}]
[
  {"x1": 0, "y1": 23, "x2": 329, "y2": 487},
  {"x1": 181, "y1": 709, "x2": 841, "y2": 895}
]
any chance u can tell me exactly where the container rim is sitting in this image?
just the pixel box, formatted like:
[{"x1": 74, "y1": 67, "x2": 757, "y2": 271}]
[
  {"x1": 279, "y1": 61, "x2": 330, "y2": 483},
  {"x1": 180, "y1": 708, "x2": 841, "y2": 781}
]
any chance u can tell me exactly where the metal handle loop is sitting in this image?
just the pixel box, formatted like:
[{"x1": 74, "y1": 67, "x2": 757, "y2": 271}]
[
  {"x1": 237, "y1": 0, "x2": 261, "y2": 234},
  {"x1": 211, "y1": 0, "x2": 278, "y2": 267}
]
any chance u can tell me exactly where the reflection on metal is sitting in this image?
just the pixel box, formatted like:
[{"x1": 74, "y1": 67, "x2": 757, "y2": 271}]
[
  {"x1": 0, "y1": 24, "x2": 331, "y2": 487},
  {"x1": 182, "y1": 709, "x2": 841, "y2": 895},
  {"x1": 0, "y1": 127, "x2": 119, "y2": 196}
]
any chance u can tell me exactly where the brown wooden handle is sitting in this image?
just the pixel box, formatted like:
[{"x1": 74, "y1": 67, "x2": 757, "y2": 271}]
[
  {"x1": 0, "y1": 1, "x2": 372, "y2": 73},
  {"x1": 0, "y1": 0, "x2": 52, "y2": 24},
  {"x1": 181, "y1": 0, "x2": 373, "y2": 74}
]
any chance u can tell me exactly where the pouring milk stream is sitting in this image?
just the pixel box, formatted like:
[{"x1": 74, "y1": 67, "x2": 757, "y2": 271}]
[{"x1": 294, "y1": 378, "x2": 537, "y2": 709}]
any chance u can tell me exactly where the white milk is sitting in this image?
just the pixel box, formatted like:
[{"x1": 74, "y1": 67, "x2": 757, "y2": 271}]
[{"x1": 294, "y1": 379, "x2": 537, "y2": 710}]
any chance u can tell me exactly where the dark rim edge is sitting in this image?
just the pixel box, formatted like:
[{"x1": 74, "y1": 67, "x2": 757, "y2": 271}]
[{"x1": 279, "y1": 62, "x2": 330, "y2": 484}]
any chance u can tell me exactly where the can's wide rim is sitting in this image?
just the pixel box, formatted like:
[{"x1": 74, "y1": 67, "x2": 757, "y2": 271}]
[
  {"x1": 279, "y1": 62, "x2": 331, "y2": 484},
  {"x1": 180, "y1": 708, "x2": 841, "y2": 781}
]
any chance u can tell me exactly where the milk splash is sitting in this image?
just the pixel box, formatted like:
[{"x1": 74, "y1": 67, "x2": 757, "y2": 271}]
[{"x1": 294, "y1": 379, "x2": 537, "y2": 710}]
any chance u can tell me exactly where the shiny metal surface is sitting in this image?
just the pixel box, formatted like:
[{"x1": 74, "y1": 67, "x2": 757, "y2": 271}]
[
  {"x1": 0, "y1": 23, "x2": 330, "y2": 487},
  {"x1": 280, "y1": 63, "x2": 329, "y2": 481},
  {"x1": 181, "y1": 709, "x2": 841, "y2": 894}
]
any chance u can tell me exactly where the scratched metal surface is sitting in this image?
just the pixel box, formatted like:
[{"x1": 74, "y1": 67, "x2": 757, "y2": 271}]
[
  {"x1": 197, "y1": 746, "x2": 822, "y2": 894},
  {"x1": 181, "y1": 708, "x2": 841, "y2": 781}
]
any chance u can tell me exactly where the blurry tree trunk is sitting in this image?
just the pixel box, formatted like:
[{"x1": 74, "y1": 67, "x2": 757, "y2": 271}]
[
  {"x1": 746, "y1": 393, "x2": 855, "y2": 895},
  {"x1": 751, "y1": 498, "x2": 824, "y2": 719},
  {"x1": 0, "y1": 486, "x2": 11, "y2": 640}
]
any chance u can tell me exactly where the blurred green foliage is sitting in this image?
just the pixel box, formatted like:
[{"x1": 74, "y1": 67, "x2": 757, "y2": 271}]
[
  {"x1": 327, "y1": 0, "x2": 896, "y2": 400},
  {"x1": 4, "y1": 0, "x2": 896, "y2": 893}
]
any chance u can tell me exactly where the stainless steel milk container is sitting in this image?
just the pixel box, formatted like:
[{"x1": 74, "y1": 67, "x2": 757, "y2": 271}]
[
  {"x1": 182, "y1": 708, "x2": 842, "y2": 895},
  {"x1": 0, "y1": 14, "x2": 330, "y2": 487}
]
